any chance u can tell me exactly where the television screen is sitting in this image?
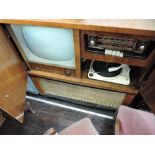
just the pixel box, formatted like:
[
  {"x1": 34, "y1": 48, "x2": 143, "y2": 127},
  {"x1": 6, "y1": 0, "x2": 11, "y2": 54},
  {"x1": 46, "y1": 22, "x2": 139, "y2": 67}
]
[{"x1": 8, "y1": 25, "x2": 75, "y2": 68}]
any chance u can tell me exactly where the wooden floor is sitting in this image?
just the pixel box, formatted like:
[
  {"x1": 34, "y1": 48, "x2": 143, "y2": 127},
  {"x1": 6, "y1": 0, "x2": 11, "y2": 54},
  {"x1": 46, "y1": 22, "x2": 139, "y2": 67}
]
[{"x1": 0, "y1": 94, "x2": 115, "y2": 135}]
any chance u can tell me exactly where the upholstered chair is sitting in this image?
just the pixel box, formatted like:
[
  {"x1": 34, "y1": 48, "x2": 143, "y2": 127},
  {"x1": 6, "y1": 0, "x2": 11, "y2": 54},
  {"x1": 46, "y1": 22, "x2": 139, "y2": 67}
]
[
  {"x1": 43, "y1": 117, "x2": 99, "y2": 135},
  {"x1": 115, "y1": 105, "x2": 155, "y2": 135},
  {"x1": 44, "y1": 105, "x2": 155, "y2": 135}
]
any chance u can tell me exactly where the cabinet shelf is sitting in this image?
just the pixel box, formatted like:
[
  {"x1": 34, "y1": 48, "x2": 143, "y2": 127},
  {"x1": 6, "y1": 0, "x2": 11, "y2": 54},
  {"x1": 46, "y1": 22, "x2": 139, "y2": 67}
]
[
  {"x1": 81, "y1": 71, "x2": 138, "y2": 94},
  {"x1": 81, "y1": 50, "x2": 155, "y2": 68},
  {"x1": 28, "y1": 70, "x2": 138, "y2": 95}
]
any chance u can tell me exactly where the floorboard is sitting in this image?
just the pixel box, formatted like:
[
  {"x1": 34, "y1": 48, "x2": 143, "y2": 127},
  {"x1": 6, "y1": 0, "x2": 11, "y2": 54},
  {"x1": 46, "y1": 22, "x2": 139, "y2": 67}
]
[{"x1": 0, "y1": 94, "x2": 115, "y2": 135}]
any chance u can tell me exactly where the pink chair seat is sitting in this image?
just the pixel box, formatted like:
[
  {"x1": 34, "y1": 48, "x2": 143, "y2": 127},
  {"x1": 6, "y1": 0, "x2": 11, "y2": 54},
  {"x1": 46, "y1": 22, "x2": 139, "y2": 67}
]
[
  {"x1": 117, "y1": 105, "x2": 155, "y2": 135},
  {"x1": 59, "y1": 118, "x2": 99, "y2": 135}
]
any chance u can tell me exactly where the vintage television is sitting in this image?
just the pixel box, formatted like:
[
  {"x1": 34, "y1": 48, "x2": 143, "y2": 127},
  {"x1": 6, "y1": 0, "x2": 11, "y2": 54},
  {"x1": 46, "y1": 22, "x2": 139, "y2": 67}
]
[{"x1": 7, "y1": 25, "x2": 75, "y2": 69}]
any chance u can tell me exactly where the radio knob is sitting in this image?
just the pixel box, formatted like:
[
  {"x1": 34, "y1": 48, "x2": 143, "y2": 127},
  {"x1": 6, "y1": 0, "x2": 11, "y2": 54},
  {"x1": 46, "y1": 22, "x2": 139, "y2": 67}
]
[
  {"x1": 89, "y1": 38, "x2": 97, "y2": 46},
  {"x1": 138, "y1": 44, "x2": 145, "y2": 51}
]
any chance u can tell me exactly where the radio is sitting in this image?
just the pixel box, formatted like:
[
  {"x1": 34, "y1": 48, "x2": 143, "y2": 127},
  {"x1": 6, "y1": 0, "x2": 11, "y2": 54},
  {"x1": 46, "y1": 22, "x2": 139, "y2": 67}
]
[{"x1": 84, "y1": 33, "x2": 155, "y2": 59}]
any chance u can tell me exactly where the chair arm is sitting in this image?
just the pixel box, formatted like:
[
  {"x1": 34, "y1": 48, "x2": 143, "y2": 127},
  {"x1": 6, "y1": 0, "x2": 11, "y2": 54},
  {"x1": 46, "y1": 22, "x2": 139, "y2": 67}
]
[
  {"x1": 115, "y1": 118, "x2": 122, "y2": 135},
  {"x1": 43, "y1": 127, "x2": 57, "y2": 135}
]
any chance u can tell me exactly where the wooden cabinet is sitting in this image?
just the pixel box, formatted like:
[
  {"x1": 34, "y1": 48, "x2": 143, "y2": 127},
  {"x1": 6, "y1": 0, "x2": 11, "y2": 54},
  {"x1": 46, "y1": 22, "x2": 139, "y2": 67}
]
[
  {"x1": 140, "y1": 66, "x2": 155, "y2": 113},
  {"x1": 0, "y1": 26, "x2": 27, "y2": 123},
  {"x1": 0, "y1": 19, "x2": 155, "y2": 120}
]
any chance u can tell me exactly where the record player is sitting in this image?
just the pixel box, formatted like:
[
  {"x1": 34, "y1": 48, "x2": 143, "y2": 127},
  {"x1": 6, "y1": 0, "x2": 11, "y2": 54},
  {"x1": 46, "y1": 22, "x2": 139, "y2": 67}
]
[{"x1": 88, "y1": 61, "x2": 130, "y2": 85}]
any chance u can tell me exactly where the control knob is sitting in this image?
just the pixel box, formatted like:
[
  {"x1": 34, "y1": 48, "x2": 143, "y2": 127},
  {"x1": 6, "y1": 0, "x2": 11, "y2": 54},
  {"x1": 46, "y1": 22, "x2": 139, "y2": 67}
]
[
  {"x1": 89, "y1": 38, "x2": 97, "y2": 46},
  {"x1": 137, "y1": 42, "x2": 146, "y2": 51},
  {"x1": 139, "y1": 44, "x2": 145, "y2": 51}
]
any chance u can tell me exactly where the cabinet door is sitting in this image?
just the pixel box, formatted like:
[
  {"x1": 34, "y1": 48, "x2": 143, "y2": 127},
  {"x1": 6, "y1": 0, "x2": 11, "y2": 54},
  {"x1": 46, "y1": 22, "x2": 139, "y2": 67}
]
[
  {"x1": 140, "y1": 68, "x2": 155, "y2": 113},
  {"x1": 0, "y1": 26, "x2": 27, "y2": 123}
]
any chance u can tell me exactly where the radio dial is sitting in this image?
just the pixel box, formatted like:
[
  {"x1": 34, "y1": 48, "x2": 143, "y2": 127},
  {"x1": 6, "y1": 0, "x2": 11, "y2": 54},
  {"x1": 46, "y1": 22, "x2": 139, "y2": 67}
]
[{"x1": 89, "y1": 38, "x2": 97, "y2": 46}]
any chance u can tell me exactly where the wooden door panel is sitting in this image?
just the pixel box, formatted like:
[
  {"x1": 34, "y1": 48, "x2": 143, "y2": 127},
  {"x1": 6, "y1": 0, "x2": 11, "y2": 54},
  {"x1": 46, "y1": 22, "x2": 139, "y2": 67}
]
[
  {"x1": 0, "y1": 26, "x2": 27, "y2": 123},
  {"x1": 140, "y1": 69, "x2": 155, "y2": 113}
]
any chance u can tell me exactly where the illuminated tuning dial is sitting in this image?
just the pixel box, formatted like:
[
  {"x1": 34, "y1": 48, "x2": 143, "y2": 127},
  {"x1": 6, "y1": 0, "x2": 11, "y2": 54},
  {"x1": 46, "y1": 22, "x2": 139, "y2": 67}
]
[{"x1": 89, "y1": 37, "x2": 97, "y2": 46}]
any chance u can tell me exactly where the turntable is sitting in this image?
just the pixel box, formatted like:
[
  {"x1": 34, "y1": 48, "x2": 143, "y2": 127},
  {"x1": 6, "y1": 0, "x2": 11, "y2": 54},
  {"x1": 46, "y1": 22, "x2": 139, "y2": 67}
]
[{"x1": 88, "y1": 61, "x2": 130, "y2": 85}]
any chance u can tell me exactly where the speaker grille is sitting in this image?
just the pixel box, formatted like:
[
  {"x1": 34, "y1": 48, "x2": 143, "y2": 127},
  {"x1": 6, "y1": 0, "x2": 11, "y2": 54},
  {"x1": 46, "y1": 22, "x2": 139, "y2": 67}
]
[{"x1": 37, "y1": 78, "x2": 125, "y2": 109}]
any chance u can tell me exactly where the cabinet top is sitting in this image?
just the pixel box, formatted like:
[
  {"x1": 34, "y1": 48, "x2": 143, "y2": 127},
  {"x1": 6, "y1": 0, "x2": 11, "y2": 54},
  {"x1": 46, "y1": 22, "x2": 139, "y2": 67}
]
[{"x1": 1, "y1": 19, "x2": 155, "y2": 37}]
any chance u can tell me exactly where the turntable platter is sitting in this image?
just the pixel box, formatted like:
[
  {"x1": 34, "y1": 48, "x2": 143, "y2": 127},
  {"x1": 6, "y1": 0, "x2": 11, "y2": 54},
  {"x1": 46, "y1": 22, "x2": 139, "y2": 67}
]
[{"x1": 92, "y1": 61, "x2": 122, "y2": 77}]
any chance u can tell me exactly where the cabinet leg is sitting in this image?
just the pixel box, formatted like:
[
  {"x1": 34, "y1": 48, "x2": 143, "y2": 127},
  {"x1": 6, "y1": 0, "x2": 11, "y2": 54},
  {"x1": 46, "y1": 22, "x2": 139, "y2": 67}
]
[
  {"x1": 26, "y1": 101, "x2": 36, "y2": 114},
  {"x1": 0, "y1": 111, "x2": 6, "y2": 127}
]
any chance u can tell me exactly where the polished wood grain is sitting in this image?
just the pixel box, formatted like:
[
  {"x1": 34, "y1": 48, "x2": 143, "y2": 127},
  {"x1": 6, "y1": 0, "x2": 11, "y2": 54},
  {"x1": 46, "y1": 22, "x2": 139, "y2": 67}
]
[
  {"x1": 0, "y1": 26, "x2": 27, "y2": 123},
  {"x1": 28, "y1": 70, "x2": 138, "y2": 94},
  {"x1": 73, "y1": 29, "x2": 81, "y2": 78},
  {"x1": 31, "y1": 77, "x2": 46, "y2": 93},
  {"x1": 2, "y1": 19, "x2": 154, "y2": 108},
  {"x1": 1, "y1": 19, "x2": 155, "y2": 37},
  {"x1": 29, "y1": 62, "x2": 75, "y2": 77}
]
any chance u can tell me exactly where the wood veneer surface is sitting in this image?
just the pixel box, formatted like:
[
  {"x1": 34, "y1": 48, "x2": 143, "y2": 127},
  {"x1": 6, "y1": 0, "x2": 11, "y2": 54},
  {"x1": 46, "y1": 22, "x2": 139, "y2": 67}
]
[
  {"x1": 0, "y1": 26, "x2": 27, "y2": 122},
  {"x1": 1, "y1": 19, "x2": 155, "y2": 37}
]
